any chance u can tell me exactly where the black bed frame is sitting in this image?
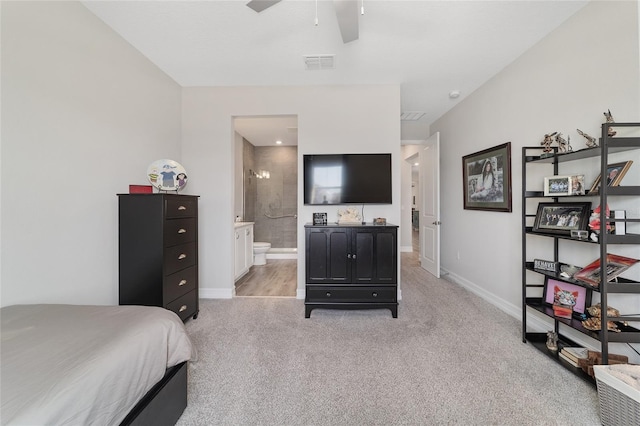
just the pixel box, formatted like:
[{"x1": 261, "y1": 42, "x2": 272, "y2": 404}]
[{"x1": 119, "y1": 361, "x2": 188, "y2": 426}]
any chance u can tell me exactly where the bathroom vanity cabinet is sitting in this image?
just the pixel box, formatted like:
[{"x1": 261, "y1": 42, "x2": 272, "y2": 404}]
[
  {"x1": 118, "y1": 194, "x2": 199, "y2": 322},
  {"x1": 234, "y1": 222, "x2": 254, "y2": 280},
  {"x1": 304, "y1": 223, "x2": 398, "y2": 318}
]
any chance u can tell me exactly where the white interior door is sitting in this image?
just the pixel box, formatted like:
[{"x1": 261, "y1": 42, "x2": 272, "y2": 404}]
[{"x1": 419, "y1": 132, "x2": 440, "y2": 277}]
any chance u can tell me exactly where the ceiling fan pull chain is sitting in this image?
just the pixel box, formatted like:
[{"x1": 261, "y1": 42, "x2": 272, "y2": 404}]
[
  {"x1": 361, "y1": 0, "x2": 365, "y2": 15},
  {"x1": 315, "y1": 0, "x2": 319, "y2": 26}
]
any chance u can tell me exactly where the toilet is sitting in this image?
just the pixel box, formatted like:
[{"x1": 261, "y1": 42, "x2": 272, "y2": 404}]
[{"x1": 253, "y1": 242, "x2": 271, "y2": 266}]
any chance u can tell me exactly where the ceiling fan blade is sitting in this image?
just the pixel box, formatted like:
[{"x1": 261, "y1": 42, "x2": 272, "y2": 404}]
[
  {"x1": 246, "y1": 0, "x2": 282, "y2": 13},
  {"x1": 333, "y1": 0, "x2": 359, "y2": 43}
]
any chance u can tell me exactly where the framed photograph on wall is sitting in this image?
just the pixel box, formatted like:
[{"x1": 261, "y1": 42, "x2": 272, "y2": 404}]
[
  {"x1": 588, "y1": 161, "x2": 634, "y2": 194},
  {"x1": 462, "y1": 142, "x2": 512, "y2": 212},
  {"x1": 532, "y1": 202, "x2": 591, "y2": 236}
]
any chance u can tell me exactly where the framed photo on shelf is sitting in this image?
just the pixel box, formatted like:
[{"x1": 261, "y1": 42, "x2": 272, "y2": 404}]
[
  {"x1": 462, "y1": 142, "x2": 512, "y2": 212},
  {"x1": 573, "y1": 254, "x2": 640, "y2": 288},
  {"x1": 543, "y1": 175, "x2": 586, "y2": 196},
  {"x1": 543, "y1": 277, "x2": 588, "y2": 315},
  {"x1": 532, "y1": 202, "x2": 591, "y2": 236},
  {"x1": 588, "y1": 160, "x2": 634, "y2": 194}
]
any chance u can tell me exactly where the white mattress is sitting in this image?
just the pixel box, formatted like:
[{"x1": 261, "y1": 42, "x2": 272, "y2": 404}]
[{"x1": 1, "y1": 304, "x2": 195, "y2": 426}]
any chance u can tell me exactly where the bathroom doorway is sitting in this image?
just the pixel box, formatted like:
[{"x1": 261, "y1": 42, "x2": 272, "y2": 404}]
[{"x1": 233, "y1": 115, "x2": 298, "y2": 297}]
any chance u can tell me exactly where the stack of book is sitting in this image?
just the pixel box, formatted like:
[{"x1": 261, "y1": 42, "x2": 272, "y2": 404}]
[{"x1": 559, "y1": 347, "x2": 589, "y2": 367}]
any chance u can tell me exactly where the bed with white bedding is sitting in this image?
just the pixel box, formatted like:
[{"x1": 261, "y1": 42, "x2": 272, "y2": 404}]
[{"x1": 0, "y1": 304, "x2": 195, "y2": 426}]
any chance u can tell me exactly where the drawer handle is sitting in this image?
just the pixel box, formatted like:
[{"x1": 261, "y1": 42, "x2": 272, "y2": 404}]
[
  {"x1": 326, "y1": 292, "x2": 331, "y2": 297},
  {"x1": 372, "y1": 292, "x2": 378, "y2": 297},
  {"x1": 178, "y1": 228, "x2": 187, "y2": 234},
  {"x1": 178, "y1": 253, "x2": 187, "y2": 260},
  {"x1": 178, "y1": 206, "x2": 187, "y2": 211},
  {"x1": 179, "y1": 279, "x2": 187, "y2": 286},
  {"x1": 179, "y1": 305, "x2": 187, "y2": 312},
  {"x1": 245, "y1": 229, "x2": 250, "y2": 235}
]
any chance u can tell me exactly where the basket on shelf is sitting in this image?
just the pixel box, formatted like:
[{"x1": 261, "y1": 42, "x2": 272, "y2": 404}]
[{"x1": 594, "y1": 364, "x2": 640, "y2": 426}]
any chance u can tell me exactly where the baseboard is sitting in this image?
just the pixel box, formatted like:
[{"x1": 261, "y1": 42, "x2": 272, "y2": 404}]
[
  {"x1": 199, "y1": 287, "x2": 233, "y2": 299},
  {"x1": 266, "y1": 253, "x2": 298, "y2": 259},
  {"x1": 441, "y1": 268, "x2": 600, "y2": 351},
  {"x1": 400, "y1": 245, "x2": 413, "y2": 253},
  {"x1": 441, "y1": 267, "x2": 521, "y2": 319}
]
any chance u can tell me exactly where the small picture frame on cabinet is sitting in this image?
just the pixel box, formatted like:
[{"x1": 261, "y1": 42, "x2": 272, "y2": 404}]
[{"x1": 313, "y1": 212, "x2": 327, "y2": 225}]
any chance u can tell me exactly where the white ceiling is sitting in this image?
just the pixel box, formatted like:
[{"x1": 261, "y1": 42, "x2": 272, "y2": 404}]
[{"x1": 82, "y1": 0, "x2": 588, "y2": 145}]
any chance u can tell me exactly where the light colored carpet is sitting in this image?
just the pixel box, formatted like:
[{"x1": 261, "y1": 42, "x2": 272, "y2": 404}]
[{"x1": 177, "y1": 252, "x2": 600, "y2": 425}]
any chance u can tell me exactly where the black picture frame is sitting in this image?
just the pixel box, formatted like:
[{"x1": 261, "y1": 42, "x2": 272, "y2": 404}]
[
  {"x1": 532, "y1": 202, "x2": 591, "y2": 236},
  {"x1": 542, "y1": 277, "x2": 589, "y2": 315},
  {"x1": 462, "y1": 142, "x2": 512, "y2": 212}
]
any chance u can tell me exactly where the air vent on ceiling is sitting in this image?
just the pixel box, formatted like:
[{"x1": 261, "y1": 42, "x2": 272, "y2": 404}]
[
  {"x1": 303, "y1": 54, "x2": 335, "y2": 70},
  {"x1": 400, "y1": 111, "x2": 426, "y2": 121}
]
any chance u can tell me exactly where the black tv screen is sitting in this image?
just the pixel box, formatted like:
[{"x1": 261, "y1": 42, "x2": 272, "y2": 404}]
[{"x1": 303, "y1": 154, "x2": 392, "y2": 205}]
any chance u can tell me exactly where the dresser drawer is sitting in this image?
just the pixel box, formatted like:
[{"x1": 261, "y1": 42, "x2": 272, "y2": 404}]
[
  {"x1": 165, "y1": 290, "x2": 197, "y2": 321},
  {"x1": 164, "y1": 218, "x2": 196, "y2": 247},
  {"x1": 164, "y1": 265, "x2": 197, "y2": 303},
  {"x1": 165, "y1": 197, "x2": 197, "y2": 219},
  {"x1": 164, "y1": 242, "x2": 197, "y2": 275},
  {"x1": 306, "y1": 286, "x2": 397, "y2": 303}
]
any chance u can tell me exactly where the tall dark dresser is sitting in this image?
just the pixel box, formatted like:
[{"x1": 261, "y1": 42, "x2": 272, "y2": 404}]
[{"x1": 118, "y1": 194, "x2": 199, "y2": 321}]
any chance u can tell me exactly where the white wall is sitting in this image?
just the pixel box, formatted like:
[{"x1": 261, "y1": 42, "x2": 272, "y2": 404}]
[
  {"x1": 431, "y1": 1, "x2": 639, "y2": 355},
  {"x1": 181, "y1": 86, "x2": 401, "y2": 298},
  {"x1": 1, "y1": 2, "x2": 182, "y2": 306}
]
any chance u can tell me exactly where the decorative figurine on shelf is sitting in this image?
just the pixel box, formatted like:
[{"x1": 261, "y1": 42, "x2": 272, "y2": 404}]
[
  {"x1": 337, "y1": 207, "x2": 363, "y2": 224},
  {"x1": 604, "y1": 109, "x2": 617, "y2": 137},
  {"x1": 577, "y1": 128, "x2": 597, "y2": 148},
  {"x1": 588, "y1": 203, "x2": 611, "y2": 235},
  {"x1": 555, "y1": 132, "x2": 572, "y2": 153},
  {"x1": 540, "y1": 131, "x2": 558, "y2": 156},
  {"x1": 546, "y1": 331, "x2": 558, "y2": 352}
]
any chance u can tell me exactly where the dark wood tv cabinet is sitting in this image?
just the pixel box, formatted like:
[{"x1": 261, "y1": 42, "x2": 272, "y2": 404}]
[{"x1": 304, "y1": 223, "x2": 398, "y2": 318}]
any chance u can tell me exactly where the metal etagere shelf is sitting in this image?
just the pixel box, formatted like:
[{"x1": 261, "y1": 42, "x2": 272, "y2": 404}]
[{"x1": 521, "y1": 122, "x2": 640, "y2": 384}]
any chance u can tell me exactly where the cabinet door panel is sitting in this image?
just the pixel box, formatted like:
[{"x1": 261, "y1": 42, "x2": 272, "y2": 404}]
[
  {"x1": 375, "y1": 231, "x2": 396, "y2": 282},
  {"x1": 328, "y1": 230, "x2": 349, "y2": 282},
  {"x1": 307, "y1": 231, "x2": 328, "y2": 281},
  {"x1": 353, "y1": 231, "x2": 374, "y2": 282}
]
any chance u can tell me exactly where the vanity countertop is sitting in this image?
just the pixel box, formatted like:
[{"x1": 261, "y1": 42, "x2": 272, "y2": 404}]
[{"x1": 234, "y1": 221, "x2": 255, "y2": 228}]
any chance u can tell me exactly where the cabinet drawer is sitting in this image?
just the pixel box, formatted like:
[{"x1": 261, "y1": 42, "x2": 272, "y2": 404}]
[
  {"x1": 165, "y1": 197, "x2": 197, "y2": 219},
  {"x1": 165, "y1": 290, "x2": 197, "y2": 321},
  {"x1": 164, "y1": 265, "x2": 197, "y2": 303},
  {"x1": 306, "y1": 286, "x2": 397, "y2": 303},
  {"x1": 164, "y1": 242, "x2": 197, "y2": 275},
  {"x1": 164, "y1": 218, "x2": 196, "y2": 247}
]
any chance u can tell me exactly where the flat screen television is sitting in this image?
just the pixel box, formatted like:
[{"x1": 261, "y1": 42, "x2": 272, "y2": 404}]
[{"x1": 303, "y1": 153, "x2": 392, "y2": 205}]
